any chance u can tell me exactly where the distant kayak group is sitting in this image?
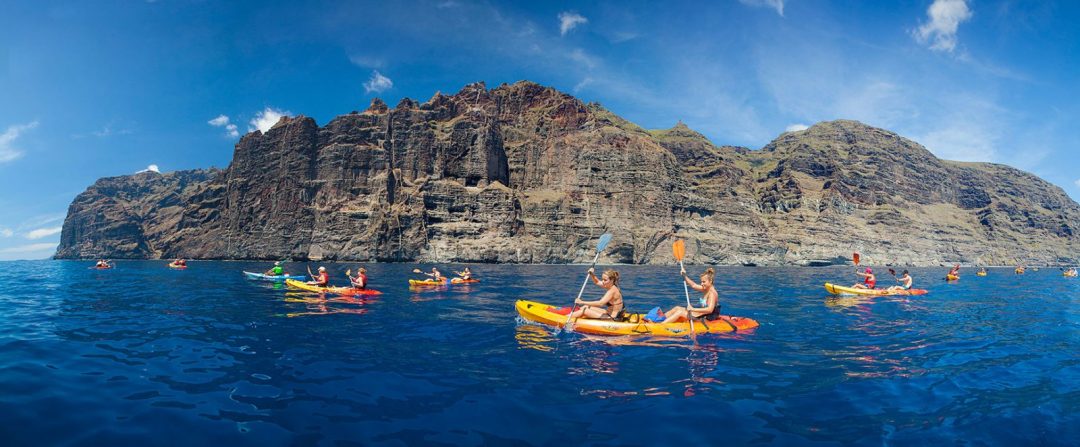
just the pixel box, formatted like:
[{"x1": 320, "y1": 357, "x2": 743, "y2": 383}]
[{"x1": 85, "y1": 242, "x2": 1077, "y2": 338}]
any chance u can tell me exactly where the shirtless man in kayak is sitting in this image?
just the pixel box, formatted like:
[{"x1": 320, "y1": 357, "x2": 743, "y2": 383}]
[
  {"x1": 887, "y1": 270, "x2": 913, "y2": 291},
  {"x1": 569, "y1": 268, "x2": 624, "y2": 320},
  {"x1": 662, "y1": 267, "x2": 721, "y2": 323},
  {"x1": 852, "y1": 267, "x2": 876, "y2": 289}
]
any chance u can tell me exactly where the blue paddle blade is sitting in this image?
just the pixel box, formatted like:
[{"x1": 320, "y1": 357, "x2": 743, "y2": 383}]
[{"x1": 596, "y1": 233, "x2": 613, "y2": 252}]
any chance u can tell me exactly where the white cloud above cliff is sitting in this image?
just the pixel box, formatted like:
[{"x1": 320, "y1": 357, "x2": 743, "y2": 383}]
[
  {"x1": 136, "y1": 164, "x2": 160, "y2": 174},
  {"x1": 0, "y1": 242, "x2": 59, "y2": 261},
  {"x1": 914, "y1": 0, "x2": 972, "y2": 53},
  {"x1": 1074, "y1": 179, "x2": 1080, "y2": 189},
  {"x1": 739, "y1": 0, "x2": 785, "y2": 16},
  {"x1": 558, "y1": 12, "x2": 587, "y2": 36},
  {"x1": 785, "y1": 123, "x2": 809, "y2": 132},
  {"x1": 0, "y1": 228, "x2": 12, "y2": 238},
  {"x1": 364, "y1": 70, "x2": 393, "y2": 94},
  {"x1": 248, "y1": 108, "x2": 290, "y2": 133},
  {"x1": 208, "y1": 115, "x2": 240, "y2": 138},
  {"x1": 0, "y1": 121, "x2": 39, "y2": 163},
  {"x1": 26, "y1": 227, "x2": 62, "y2": 240}
]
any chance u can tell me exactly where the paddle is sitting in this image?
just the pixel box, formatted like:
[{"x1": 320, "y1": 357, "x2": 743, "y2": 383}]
[
  {"x1": 673, "y1": 239, "x2": 696, "y2": 337},
  {"x1": 888, "y1": 268, "x2": 898, "y2": 282},
  {"x1": 558, "y1": 233, "x2": 613, "y2": 335}
]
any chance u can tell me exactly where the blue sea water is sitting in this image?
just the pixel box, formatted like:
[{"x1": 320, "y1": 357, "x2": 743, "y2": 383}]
[{"x1": 0, "y1": 260, "x2": 1077, "y2": 446}]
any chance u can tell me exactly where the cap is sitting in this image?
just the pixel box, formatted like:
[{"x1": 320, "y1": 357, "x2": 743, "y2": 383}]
[
  {"x1": 318, "y1": 266, "x2": 326, "y2": 271},
  {"x1": 275, "y1": 261, "x2": 281, "y2": 266},
  {"x1": 865, "y1": 268, "x2": 872, "y2": 273}
]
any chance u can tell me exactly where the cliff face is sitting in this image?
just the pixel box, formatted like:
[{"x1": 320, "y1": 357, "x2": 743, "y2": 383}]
[{"x1": 55, "y1": 82, "x2": 1080, "y2": 265}]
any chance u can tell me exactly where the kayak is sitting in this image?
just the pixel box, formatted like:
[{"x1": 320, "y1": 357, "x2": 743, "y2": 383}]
[
  {"x1": 976, "y1": 271, "x2": 987, "y2": 276},
  {"x1": 1015, "y1": 269, "x2": 1025, "y2": 274},
  {"x1": 285, "y1": 279, "x2": 381, "y2": 296},
  {"x1": 409, "y1": 278, "x2": 448, "y2": 286},
  {"x1": 1066, "y1": 272, "x2": 1078, "y2": 278},
  {"x1": 244, "y1": 271, "x2": 307, "y2": 281},
  {"x1": 168, "y1": 264, "x2": 187, "y2": 269},
  {"x1": 946, "y1": 274, "x2": 959, "y2": 281},
  {"x1": 515, "y1": 300, "x2": 758, "y2": 336},
  {"x1": 824, "y1": 283, "x2": 928, "y2": 296},
  {"x1": 450, "y1": 278, "x2": 480, "y2": 284}
]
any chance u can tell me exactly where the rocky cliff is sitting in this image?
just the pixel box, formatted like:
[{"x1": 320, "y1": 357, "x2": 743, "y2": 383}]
[{"x1": 55, "y1": 81, "x2": 1080, "y2": 265}]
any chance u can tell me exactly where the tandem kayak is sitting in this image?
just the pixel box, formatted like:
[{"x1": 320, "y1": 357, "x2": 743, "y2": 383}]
[
  {"x1": 243, "y1": 271, "x2": 307, "y2": 281},
  {"x1": 450, "y1": 278, "x2": 480, "y2": 284},
  {"x1": 168, "y1": 264, "x2": 187, "y2": 269},
  {"x1": 284, "y1": 279, "x2": 381, "y2": 296},
  {"x1": 515, "y1": 300, "x2": 758, "y2": 337},
  {"x1": 945, "y1": 274, "x2": 959, "y2": 281},
  {"x1": 824, "y1": 283, "x2": 928, "y2": 296}
]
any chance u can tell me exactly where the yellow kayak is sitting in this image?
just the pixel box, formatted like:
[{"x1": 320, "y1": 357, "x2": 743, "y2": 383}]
[
  {"x1": 515, "y1": 300, "x2": 758, "y2": 337},
  {"x1": 946, "y1": 274, "x2": 959, "y2": 281},
  {"x1": 284, "y1": 279, "x2": 381, "y2": 296},
  {"x1": 409, "y1": 278, "x2": 448, "y2": 286},
  {"x1": 1066, "y1": 272, "x2": 1078, "y2": 278},
  {"x1": 824, "y1": 283, "x2": 928, "y2": 296},
  {"x1": 1015, "y1": 268, "x2": 1025, "y2": 274},
  {"x1": 976, "y1": 271, "x2": 987, "y2": 276}
]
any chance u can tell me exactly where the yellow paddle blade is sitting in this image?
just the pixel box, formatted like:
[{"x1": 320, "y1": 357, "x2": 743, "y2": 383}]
[{"x1": 673, "y1": 239, "x2": 686, "y2": 261}]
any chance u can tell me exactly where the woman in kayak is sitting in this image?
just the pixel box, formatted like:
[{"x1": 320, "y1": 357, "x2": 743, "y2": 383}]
[
  {"x1": 95, "y1": 259, "x2": 111, "y2": 268},
  {"x1": 886, "y1": 270, "x2": 913, "y2": 291},
  {"x1": 350, "y1": 267, "x2": 368, "y2": 289},
  {"x1": 852, "y1": 267, "x2": 876, "y2": 289},
  {"x1": 307, "y1": 266, "x2": 329, "y2": 286},
  {"x1": 948, "y1": 264, "x2": 960, "y2": 278},
  {"x1": 264, "y1": 261, "x2": 284, "y2": 277},
  {"x1": 454, "y1": 267, "x2": 472, "y2": 280},
  {"x1": 171, "y1": 258, "x2": 186, "y2": 267},
  {"x1": 661, "y1": 267, "x2": 720, "y2": 323},
  {"x1": 569, "y1": 268, "x2": 624, "y2": 320}
]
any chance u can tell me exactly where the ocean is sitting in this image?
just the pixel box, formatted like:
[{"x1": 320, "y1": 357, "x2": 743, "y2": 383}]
[{"x1": 0, "y1": 260, "x2": 1077, "y2": 445}]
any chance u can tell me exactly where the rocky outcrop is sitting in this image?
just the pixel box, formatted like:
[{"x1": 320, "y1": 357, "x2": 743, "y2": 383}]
[{"x1": 55, "y1": 82, "x2": 1080, "y2": 266}]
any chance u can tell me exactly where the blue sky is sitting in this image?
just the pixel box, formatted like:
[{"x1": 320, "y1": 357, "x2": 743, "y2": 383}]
[{"x1": 2, "y1": 0, "x2": 1079, "y2": 260}]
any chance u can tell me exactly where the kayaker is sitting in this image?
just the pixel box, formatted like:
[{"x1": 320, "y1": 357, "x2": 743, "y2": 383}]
[
  {"x1": 569, "y1": 268, "x2": 624, "y2": 320},
  {"x1": 422, "y1": 267, "x2": 443, "y2": 282},
  {"x1": 264, "y1": 261, "x2": 284, "y2": 277},
  {"x1": 977, "y1": 267, "x2": 988, "y2": 275},
  {"x1": 852, "y1": 267, "x2": 876, "y2": 289},
  {"x1": 948, "y1": 264, "x2": 960, "y2": 278},
  {"x1": 95, "y1": 259, "x2": 110, "y2": 268},
  {"x1": 351, "y1": 267, "x2": 368, "y2": 289},
  {"x1": 661, "y1": 267, "x2": 720, "y2": 323},
  {"x1": 454, "y1": 267, "x2": 472, "y2": 280},
  {"x1": 307, "y1": 266, "x2": 329, "y2": 286},
  {"x1": 172, "y1": 258, "x2": 186, "y2": 267},
  {"x1": 886, "y1": 270, "x2": 913, "y2": 291}
]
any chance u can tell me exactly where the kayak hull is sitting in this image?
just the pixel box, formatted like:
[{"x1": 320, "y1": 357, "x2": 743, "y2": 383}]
[
  {"x1": 946, "y1": 274, "x2": 959, "y2": 281},
  {"x1": 285, "y1": 278, "x2": 382, "y2": 296},
  {"x1": 824, "y1": 283, "x2": 928, "y2": 296},
  {"x1": 409, "y1": 279, "x2": 448, "y2": 286},
  {"x1": 244, "y1": 271, "x2": 306, "y2": 281},
  {"x1": 515, "y1": 300, "x2": 758, "y2": 337},
  {"x1": 450, "y1": 278, "x2": 480, "y2": 284},
  {"x1": 168, "y1": 264, "x2": 187, "y2": 269}
]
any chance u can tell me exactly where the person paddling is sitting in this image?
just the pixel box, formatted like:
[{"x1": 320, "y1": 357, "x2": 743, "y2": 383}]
[
  {"x1": 350, "y1": 267, "x2": 368, "y2": 289},
  {"x1": 948, "y1": 264, "x2": 960, "y2": 278},
  {"x1": 171, "y1": 258, "x2": 186, "y2": 267},
  {"x1": 454, "y1": 267, "x2": 472, "y2": 280},
  {"x1": 887, "y1": 270, "x2": 913, "y2": 291},
  {"x1": 421, "y1": 267, "x2": 444, "y2": 282},
  {"x1": 661, "y1": 267, "x2": 720, "y2": 323},
  {"x1": 264, "y1": 261, "x2": 285, "y2": 277},
  {"x1": 95, "y1": 259, "x2": 111, "y2": 269},
  {"x1": 568, "y1": 268, "x2": 624, "y2": 321},
  {"x1": 852, "y1": 267, "x2": 876, "y2": 289},
  {"x1": 307, "y1": 266, "x2": 329, "y2": 287}
]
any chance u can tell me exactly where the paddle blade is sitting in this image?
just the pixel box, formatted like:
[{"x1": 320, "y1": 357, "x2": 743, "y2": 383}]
[
  {"x1": 346, "y1": 270, "x2": 351, "y2": 277},
  {"x1": 412, "y1": 268, "x2": 422, "y2": 274},
  {"x1": 853, "y1": 252, "x2": 861, "y2": 266},
  {"x1": 673, "y1": 239, "x2": 686, "y2": 261},
  {"x1": 596, "y1": 233, "x2": 613, "y2": 252},
  {"x1": 888, "y1": 268, "x2": 896, "y2": 276}
]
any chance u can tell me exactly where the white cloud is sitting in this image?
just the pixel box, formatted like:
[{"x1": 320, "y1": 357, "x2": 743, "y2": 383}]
[
  {"x1": 918, "y1": 122, "x2": 999, "y2": 162},
  {"x1": 0, "y1": 242, "x2": 59, "y2": 260},
  {"x1": 248, "y1": 107, "x2": 290, "y2": 133},
  {"x1": 914, "y1": 0, "x2": 972, "y2": 53},
  {"x1": 26, "y1": 227, "x2": 62, "y2": 240},
  {"x1": 785, "y1": 123, "x2": 809, "y2": 132},
  {"x1": 1, "y1": 228, "x2": 12, "y2": 237},
  {"x1": 573, "y1": 77, "x2": 594, "y2": 94},
  {"x1": 558, "y1": 12, "x2": 588, "y2": 36},
  {"x1": 738, "y1": 0, "x2": 785, "y2": 17},
  {"x1": 363, "y1": 70, "x2": 393, "y2": 94},
  {"x1": 208, "y1": 115, "x2": 240, "y2": 138},
  {"x1": 136, "y1": 164, "x2": 160, "y2": 174},
  {"x1": 0, "y1": 121, "x2": 39, "y2": 163},
  {"x1": 1074, "y1": 179, "x2": 1080, "y2": 189}
]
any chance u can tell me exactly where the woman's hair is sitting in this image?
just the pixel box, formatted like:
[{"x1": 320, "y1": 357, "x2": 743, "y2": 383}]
[
  {"x1": 359, "y1": 268, "x2": 366, "y2": 273},
  {"x1": 603, "y1": 269, "x2": 620, "y2": 285},
  {"x1": 902, "y1": 270, "x2": 909, "y2": 275},
  {"x1": 700, "y1": 267, "x2": 716, "y2": 283}
]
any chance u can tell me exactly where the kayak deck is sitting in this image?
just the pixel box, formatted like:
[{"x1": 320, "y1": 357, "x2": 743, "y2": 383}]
[
  {"x1": 824, "y1": 283, "x2": 928, "y2": 296},
  {"x1": 515, "y1": 300, "x2": 758, "y2": 337},
  {"x1": 285, "y1": 279, "x2": 382, "y2": 296}
]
